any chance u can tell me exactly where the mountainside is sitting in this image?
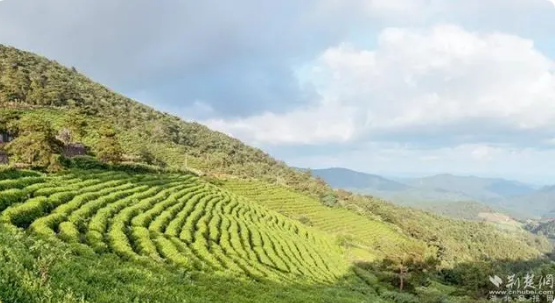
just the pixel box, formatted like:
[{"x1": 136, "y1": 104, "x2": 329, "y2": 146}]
[
  {"x1": 1, "y1": 44, "x2": 554, "y2": 303},
  {"x1": 0, "y1": 44, "x2": 336, "y2": 204}
]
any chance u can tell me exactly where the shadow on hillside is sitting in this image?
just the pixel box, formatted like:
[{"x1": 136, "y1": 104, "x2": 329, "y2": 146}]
[
  {"x1": 41, "y1": 242, "x2": 555, "y2": 303},
  {"x1": 4, "y1": 226, "x2": 555, "y2": 303},
  {"x1": 351, "y1": 253, "x2": 555, "y2": 303}
]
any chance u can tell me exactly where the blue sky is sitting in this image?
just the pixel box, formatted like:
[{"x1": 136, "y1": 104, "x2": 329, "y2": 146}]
[{"x1": 1, "y1": 0, "x2": 555, "y2": 184}]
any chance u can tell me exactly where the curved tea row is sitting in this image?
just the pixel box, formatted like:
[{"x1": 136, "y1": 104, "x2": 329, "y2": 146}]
[
  {"x1": 223, "y1": 179, "x2": 425, "y2": 259},
  {"x1": 0, "y1": 171, "x2": 348, "y2": 283}
]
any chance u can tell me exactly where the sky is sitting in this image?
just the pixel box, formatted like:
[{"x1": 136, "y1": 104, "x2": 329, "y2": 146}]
[{"x1": 1, "y1": 0, "x2": 555, "y2": 184}]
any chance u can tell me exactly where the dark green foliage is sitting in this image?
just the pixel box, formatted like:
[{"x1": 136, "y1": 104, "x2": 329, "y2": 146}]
[
  {"x1": 0, "y1": 166, "x2": 41, "y2": 180},
  {"x1": 1, "y1": 196, "x2": 49, "y2": 227},
  {"x1": 65, "y1": 155, "x2": 108, "y2": 170},
  {"x1": 62, "y1": 109, "x2": 87, "y2": 142},
  {"x1": 138, "y1": 148, "x2": 156, "y2": 165},
  {"x1": 63, "y1": 155, "x2": 165, "y2": 174},
  {"x1": 110, "y1": 162, "x2": 165, "y2": 174},
  {"x1": 0, "y1": 188, "x2": 27, "y2": 211},
  {"x1": 138, "y1": 148, "x2": 166, "y2": 167},
  {"x1": 5, "y1": 114, "x2": 63, "y2": 171},
  {"x1": 379, "y1": 291, "x2": 420, "y2": 303},
  {"x1": 321, "y1": 190, "x2": 338, "y2": 207},
  {"x1": 95, "y1": 125, "x2": 123, "y2": 164}
]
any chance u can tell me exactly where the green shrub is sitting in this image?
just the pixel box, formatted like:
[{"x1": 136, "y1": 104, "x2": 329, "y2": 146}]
[
  {"x1": 380, "y1": 291, "x2": 420, "y2": 303},
  {"x1": 0, "y1": 189, "x2": 27, "y2": 211},
  {"x1": 0, "y1": 166, "x2": 41, "y2": 180},
  {"x1": 1, "y1": 196, "x2": 48, "y2": 228},
  {"x1": 111, "y1": 162, "x2": 162, "y2": 174},
  {"x1": 297, "y1": 215, "x2": 313, "y2": 227},
  {"x1": 67, "y1": 156, "x2": 108, "y2": 170},
  {"x1": 320, "y1": 191, "x2": 338, "y2": 207}
]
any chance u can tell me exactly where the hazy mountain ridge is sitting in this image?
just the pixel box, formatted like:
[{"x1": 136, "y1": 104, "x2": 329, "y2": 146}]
[
  {"x1": 307, "y1": 167, "x2": 410, "y2": 191},
  {"x1": 311, "y1": 167, "x2": 550, "y2": 219}
]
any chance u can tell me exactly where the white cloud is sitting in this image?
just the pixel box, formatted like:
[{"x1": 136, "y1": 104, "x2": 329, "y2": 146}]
[
  {"x1": 207, "y1": 25, "x2": 555, "y2": 146},
  {"x1": 470, "y1": 145, "x2": 501, "y2": 161},
  {"x1": 204, "y1": 98, "x2": 358, "y2": 145}
]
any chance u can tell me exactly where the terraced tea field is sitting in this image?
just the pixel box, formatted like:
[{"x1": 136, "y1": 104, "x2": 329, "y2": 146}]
[
  {"x1": 0, "y1": 170, "x2": 351, "y2": 284},
  {"x1": 223, "y1": 180, "x2": 428, "y2": 261}
]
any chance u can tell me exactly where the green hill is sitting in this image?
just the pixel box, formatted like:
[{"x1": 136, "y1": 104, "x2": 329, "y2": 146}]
[
  {"x1": 1, "y1": 44, "x2": 554, "y2": 302},
  {"x1": 0, "y1": 44, "x2": 334, "y2": 203}
]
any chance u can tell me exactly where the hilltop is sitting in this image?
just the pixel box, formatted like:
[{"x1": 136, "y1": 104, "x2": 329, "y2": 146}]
[{"x1": 0, "y1": 44, "x2": 554, "y2": 302}]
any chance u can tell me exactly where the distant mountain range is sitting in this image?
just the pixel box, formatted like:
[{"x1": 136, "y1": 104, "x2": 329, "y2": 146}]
[{"x1": 310, "y1": 167, "x2": 555, "y2": 220}]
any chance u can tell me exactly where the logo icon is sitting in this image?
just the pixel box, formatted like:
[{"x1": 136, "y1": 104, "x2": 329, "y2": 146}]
[{"x1": 489, "y1": 275, "x2": 503, "y2": 288}]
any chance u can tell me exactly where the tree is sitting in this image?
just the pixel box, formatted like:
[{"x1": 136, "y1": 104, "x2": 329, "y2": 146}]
[
  {"x1": 6, "y1": 115, "x2": 63, "y2": 171},
  {"x1": 320, "y1": 191, "x2": 338, "y2": 207},
  {"x1": 138, "y1": 148, "x2": 166, "y2": 167},
  {"x1": 0, "y1": 65, "x2": 29, "y2": 104},
  {"x1": 95, "y1": 125, "x2": 123, "y2": 164},
  {"x1": 62, "y1": 109, "x2": 87, "y2": 141},
  {"x1": 0, "y1": 111, "x2": 20, "y2": 132},
  {"x1": 139, "y1": 148, "x2": 155, "y2": 165},
  {"x1": 145, "y1": 122, "x2": 170, "y2": 166}
]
